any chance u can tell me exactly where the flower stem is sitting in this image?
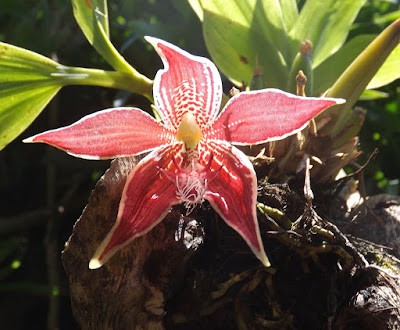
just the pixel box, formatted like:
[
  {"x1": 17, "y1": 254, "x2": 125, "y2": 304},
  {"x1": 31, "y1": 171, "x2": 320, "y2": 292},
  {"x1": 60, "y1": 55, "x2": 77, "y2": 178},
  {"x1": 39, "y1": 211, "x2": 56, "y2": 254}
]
[{"x1": 52, "y1": 65, "x2": 153, "y2": 102}]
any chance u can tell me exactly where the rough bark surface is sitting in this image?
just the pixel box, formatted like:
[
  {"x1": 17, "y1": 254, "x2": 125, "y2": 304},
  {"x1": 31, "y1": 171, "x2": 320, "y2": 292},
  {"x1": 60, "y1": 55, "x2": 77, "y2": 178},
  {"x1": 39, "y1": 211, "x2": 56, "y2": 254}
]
[
  {"x1": 62, "y1": 157, "x2": 400, "y2": 329},
  {"x1": 62, "y1": 157, "x2": 206, "y2": 329}
]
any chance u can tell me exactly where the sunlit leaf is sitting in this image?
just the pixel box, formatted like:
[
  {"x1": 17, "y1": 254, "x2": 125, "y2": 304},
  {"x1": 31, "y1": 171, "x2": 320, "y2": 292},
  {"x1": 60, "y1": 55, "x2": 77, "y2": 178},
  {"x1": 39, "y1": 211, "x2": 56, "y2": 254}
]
[
  {"x1": 278, "y1": 0, "x2": 298, "y2": 32},
  {"x1": 314, "y1": 35, "x2": 375, "y2": 96},
  {"x1": 360, "y1": 90, "x2": 389, "y2": 100},
  {"x1": 290, "y1": 0, "x2": 366, "y2": 67},
  {"x1": 201, "y1": 0, "x2": 293, "y2": 54},
  {"x1": 367, "y1": 44, "x2": 400, "y2": 89},
  {"x1": 200, "y1": 0, "x2": 290, "y2": 88},
  {"x1": 0, "y1": 43, "x2": 62, "y2": 150},
  {"x1": 315, "y1": 33, "x2": 400, "y2": 95},
  {"x1": 248, "y1": 0, "x2": 294, "y2": 58},
  {"x1": 322, "y1": 19, "x2": 400, "y2": 136},
  {"x1": 0, "y1": 41, "x2": 153, "y2": 150},
  {"x1": 71, "y1": 0, "x2": 136, "y2": 75},
  {"x1": 71, "y1": 0, "x2": 109, "y2": 39},
  {"x1": 188, "y1": 0, "x2": 203, "y2": 21},
  {"x1": 373, "y1": 9, "x2": 400, "y2": 25}
]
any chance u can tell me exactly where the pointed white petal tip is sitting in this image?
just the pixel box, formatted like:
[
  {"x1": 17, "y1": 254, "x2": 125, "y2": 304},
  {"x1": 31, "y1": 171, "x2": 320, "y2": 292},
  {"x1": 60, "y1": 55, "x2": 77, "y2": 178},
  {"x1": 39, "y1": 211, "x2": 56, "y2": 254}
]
[
  {"x1": 334, "y1": 98, "x2": 346, "y2": 105},
  {"x1": 261, "y1": 254, "x2": 271, "y2": 268},
  {"x1": 22, "y1": 136, "x2": 35, "y2": 143},
  {"x1": 89, "y1": 258, "x2": 103, "y2": 270},
  {"x1": 144, "y1": 36, "x2": 158, "y2": 47}
]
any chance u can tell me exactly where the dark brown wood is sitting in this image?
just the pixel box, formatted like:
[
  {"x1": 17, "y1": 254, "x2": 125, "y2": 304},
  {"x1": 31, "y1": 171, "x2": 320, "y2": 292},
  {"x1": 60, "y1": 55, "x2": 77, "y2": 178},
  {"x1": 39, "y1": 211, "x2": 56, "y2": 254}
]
[
  {"x1": 62, "y1": 157, "x2": 205, "y2": 329},
  {"x1": 63, "y1": 157, "x2": 400, "y2": 329}
]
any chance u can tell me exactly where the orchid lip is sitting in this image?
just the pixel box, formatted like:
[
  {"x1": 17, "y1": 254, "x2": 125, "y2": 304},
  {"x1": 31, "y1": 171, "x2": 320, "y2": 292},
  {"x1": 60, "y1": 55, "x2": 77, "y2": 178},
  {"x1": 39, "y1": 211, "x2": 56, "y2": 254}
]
[{"x1": 160, "y1": 152, "x2": 221, "y2": 214}]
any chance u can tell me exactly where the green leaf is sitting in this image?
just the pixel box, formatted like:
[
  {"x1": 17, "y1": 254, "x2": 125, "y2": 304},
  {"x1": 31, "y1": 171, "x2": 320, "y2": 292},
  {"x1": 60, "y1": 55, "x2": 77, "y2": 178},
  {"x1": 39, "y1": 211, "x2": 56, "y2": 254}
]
[
  {"x1": 323, "y1": 19, "x2": 400, "y2": 136},
  {"x1": 278, "y1": 0, "x2": 298, "y2": 32},
  {"x1": 314, "y1": 34, "x2": 400, "y2": 95},
  {"x1": 200, "y1": 0, "x2": 290, "y2": 88},
  {"x1": 71, "y1": 0, "x2": 137, "y2": 75},
  {"x1": 72, "y1": 0, "x2": 109, "y2": 38},
  {"x1": 249, "y1": 0, "x2": 294, "y2": 59},
  {"x1": 0, "y1": 42, "x2": 153, "y2": 150},
  {"x1": 290, "y1": 0, "x2": 366, "y2": 67},
  {"x1": 367, "y1": 44, "x2": 400, "y2": 89},
  {"x1": 0, "y1": 43, "x2": 62, "y2": 150},
  {"x1": 188, "y1": 0, "x2": 204, "y2": 21},
  {"x1": 360, "y1": 90, "x2": 389, "y2": 100},
  {"x1": 373, "y1": 9, "x2": 400, "y2": 25},
  {"x1": 313, "y1": 35, "x2": 375, "y2": 95}
]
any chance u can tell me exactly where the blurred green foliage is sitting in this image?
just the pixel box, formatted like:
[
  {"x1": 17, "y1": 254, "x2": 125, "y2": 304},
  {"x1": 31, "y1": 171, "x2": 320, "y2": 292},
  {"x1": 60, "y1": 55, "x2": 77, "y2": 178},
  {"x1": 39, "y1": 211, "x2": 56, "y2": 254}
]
[{"x1": 0, "y1": 0, "x2": 399, "y2": 329}]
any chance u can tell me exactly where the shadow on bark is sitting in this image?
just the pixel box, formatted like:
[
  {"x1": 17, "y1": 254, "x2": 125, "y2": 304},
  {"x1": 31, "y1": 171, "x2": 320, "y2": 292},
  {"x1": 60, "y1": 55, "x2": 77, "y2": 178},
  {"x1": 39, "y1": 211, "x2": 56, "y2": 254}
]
[{"x1": 62, "y1": 157, "x2": 400, "y2": 329}]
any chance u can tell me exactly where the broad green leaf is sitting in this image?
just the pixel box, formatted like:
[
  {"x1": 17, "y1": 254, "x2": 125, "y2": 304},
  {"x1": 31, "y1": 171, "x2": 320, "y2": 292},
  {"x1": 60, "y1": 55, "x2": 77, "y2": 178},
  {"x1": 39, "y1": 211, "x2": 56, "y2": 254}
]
[
  {"x1": 360, "y1": 90, "x2": 389, "y2": 100},
  {"x1": 314, "y1": 35, "x2": 375, "y2": 96},
  {"x1": 0, "y1": 43, "x2": 63, "y2": 150},
  {"x1": 202, "y1": 9, "x2": 288, "y2": 88},
  {"x1": 0, "y1": 42, "x2": 153, "y2": 150},
  {"x1": 290, "y1": 0, "x2": 366, "y2": 68},
  {"x1": 315, "y1": 34, "x2": 400, "y2": 94},
  {"x1": 252, "y1": 0, "x2": 293, "y2": 59},
  {"x1": 323, "y1": 19, "x2": 400, "y2": 136},
  {"x1": 200, "y1": 0, "x2": 290, "y2": 87},
  {"x1": 278, "y1": 0, "x2": 298, "y2": 32},
  {"x1": 188, "y1": 0, "x2": 203, "y2": 21},
  {"x1": 373, "y1": 9, "x2": 400, "y2": 25},
  {"x1": 71, "y1": 0, "x2": 136, "y2": 75},
  {"x1": 72, "y1": 0, "x2": 109, "y2": 38},
  {"x1": 201, "y1": 0, "x2": 293, "y2": 62},
  {"x1": 367, "y1": 44, "x2": 400, "y2": 89}
]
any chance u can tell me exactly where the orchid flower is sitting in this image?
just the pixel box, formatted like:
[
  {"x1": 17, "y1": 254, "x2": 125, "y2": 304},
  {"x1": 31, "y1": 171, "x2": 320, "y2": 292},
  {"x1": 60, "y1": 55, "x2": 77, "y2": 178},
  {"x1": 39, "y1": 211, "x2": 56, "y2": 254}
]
[{"x1": 24, "y1": 37, "x2": 344, "y2": 269}]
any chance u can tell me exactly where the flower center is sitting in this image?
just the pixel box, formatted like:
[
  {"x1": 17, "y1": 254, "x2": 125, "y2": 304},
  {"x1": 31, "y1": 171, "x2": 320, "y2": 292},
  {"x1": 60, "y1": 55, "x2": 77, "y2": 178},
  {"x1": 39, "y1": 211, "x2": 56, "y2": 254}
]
[
  {"x1": 175, "y1": 162, "x2": 207, "y2": 214},
  {"x1": 160, "y1": 151, "x2": 222, "y2": 215},
  {"x1": 176, "y1": 112, "x2": 202, "y2": 150}
]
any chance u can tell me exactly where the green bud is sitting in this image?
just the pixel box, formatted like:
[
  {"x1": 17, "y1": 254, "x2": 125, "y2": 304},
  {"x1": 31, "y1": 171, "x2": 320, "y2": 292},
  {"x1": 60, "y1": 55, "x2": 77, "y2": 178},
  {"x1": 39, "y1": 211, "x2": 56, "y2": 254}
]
[{"x1": 287, "y1": 40, "x2": 313, "y2": 96}]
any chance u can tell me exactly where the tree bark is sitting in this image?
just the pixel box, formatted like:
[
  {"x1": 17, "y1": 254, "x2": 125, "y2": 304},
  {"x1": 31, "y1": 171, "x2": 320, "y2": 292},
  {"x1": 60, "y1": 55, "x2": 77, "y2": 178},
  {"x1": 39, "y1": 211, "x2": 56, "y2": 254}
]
[
  {"x1": 62, "y1": 157, "x2": 207, "y2": 329},
  {"x1": 62, "y1": 157, "x2": 400, "y2": 329}
]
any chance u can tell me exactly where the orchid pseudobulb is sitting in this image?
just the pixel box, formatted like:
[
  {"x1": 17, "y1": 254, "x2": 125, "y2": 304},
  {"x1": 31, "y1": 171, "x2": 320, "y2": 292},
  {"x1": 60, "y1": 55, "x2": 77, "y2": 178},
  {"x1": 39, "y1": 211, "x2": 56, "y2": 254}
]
[{"x1": 24, "y1": 37, "x2": 344, "y2": 269}]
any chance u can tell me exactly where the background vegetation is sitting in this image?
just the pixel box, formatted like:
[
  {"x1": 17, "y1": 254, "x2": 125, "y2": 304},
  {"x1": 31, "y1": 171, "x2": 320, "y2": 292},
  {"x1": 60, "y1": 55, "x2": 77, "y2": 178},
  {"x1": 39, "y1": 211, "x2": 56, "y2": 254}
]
[{"x1": 0, "y1": 0, "x2": 398, "y2": 328}]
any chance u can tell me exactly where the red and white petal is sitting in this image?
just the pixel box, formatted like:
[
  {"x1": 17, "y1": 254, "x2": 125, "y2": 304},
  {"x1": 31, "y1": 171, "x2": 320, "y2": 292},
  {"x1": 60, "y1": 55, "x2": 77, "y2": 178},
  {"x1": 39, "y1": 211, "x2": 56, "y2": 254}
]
[
  {"x1": 89, "y1": 144, "x2": 183, "y2": 269},
  {"x1": 203, "y1": 140, "x2": 270, "y2": 267},
  {"x1": 24, "y1": 108, "x2": 175, "y2": 159},
  {"x1": 146, "y1": 36, "x2": 222, "y2": 131},
  {"x1": 207, "y1": 89, "x2": 345, "y2": 144}
]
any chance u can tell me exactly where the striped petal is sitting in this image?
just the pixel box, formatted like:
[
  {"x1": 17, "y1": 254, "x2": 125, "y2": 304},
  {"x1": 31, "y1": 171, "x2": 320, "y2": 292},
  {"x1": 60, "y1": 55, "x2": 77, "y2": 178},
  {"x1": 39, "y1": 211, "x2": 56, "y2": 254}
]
[
  {"x1": 89, "y1": 144, "x2": 182, "y2": 269},
  {"x1": 203, "y1": 140, "x2": 270, "y2": 267},
  {"x1": 24, "y1": 108, "x2": 174, "y2": 159},
  {"x1": 207, "y1": 89, "x2": 345, "y2": 145},
  {"x1": 146, "y1": 36, "x2": 222, "y2": 131}
]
